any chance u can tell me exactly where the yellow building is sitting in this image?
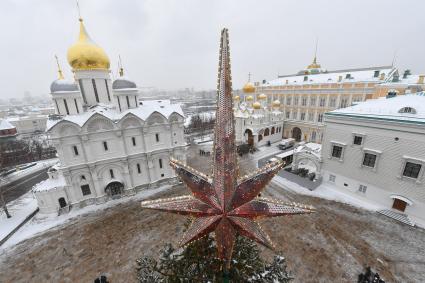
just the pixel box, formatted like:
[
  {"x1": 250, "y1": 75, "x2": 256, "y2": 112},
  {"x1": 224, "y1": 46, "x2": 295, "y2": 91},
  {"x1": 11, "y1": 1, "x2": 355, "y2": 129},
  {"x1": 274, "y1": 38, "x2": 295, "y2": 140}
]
[{"x1": 241, "y1": 58, "x2": 425, "y2": 143}]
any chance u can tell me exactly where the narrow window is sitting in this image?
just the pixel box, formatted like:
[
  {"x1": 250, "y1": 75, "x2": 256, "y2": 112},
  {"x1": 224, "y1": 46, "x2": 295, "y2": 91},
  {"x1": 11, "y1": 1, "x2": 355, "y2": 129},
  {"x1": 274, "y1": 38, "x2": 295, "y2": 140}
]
[
  {"x1": 55, "y1": 100, "x2": 60, "y2": 115},
  {"x1": 137, "y1": 163, "x2": 141, "y2": 174},
  {"x1": 81, "y1": 184, "x2": 91, "y2": 196},
  {"x1": 358, "y1": 184, "x2": 367, "y2": 193},
  {"x1": 110, "y1": 169, "x2": 114, "y2": 179},
  {"x1": 74, "y1": 98, "x2": 79, "y2": 114},
  {"x1": 105, "y1": 79, "x2": 111, "y2": 101},
  {"x1": 159, "y1": 158, "x2": 163, "y2": 169},
  {"x1": 103, "y1": 141, "x2": 108, "y2": 151},
  {"x1": 353, "y1": 136, "x2": 363, "y2": 145},
  {"x1": 362, "y1": 153, "x2": 376, "y2": 167},
  {"x1": 92, "y1": 79, "x2": 99, "y2": 103},
  {"x1": 73, "y1": 145, "x2": 79, "y2": 156},
  {"x1": 63, "y1": 99, "x2": 70, "y2": 115},
  {"x1": 403, "y1": 162, "x2": 422, "y2": 178},
  {"x1": 331, "y1": 145, "x2": 342, "y2": 158},
  {"x1": 126, "y1": 95, "x2": 130, "y2": 108},
  {"x1": 117, "y1": 96, "x2": 122, "y2": 112},
  {"x1": 132, "y1": 137, "x2": 136, "y2": 146},
  {"x1": 156, "y1": 133, "x2": 160, "y2": 142},
  {"x1": 78, "y1": 80, "x2": 87, "y2": 104},
  {"x1": 374, "y1": 70, "x2": 380, "y2": 78}
]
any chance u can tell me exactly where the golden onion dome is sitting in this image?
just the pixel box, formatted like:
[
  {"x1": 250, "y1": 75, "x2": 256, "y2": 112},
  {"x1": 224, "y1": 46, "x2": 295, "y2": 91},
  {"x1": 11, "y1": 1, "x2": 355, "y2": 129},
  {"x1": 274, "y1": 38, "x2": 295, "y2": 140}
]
[
  {"x1": 252, "y1": 101, "x2": 261, "y2": 109},
  {"x1": 242, "y1": 82, "x2": 255, "y2": 93},
  {"x1": 307, "y1": 56, "x2": 321, "y2": 70},
  {"x1": 67, "y1": 19, "x2": 110, "y2": 71},
  {"x1": 258, "y1": 93, "x2": 267, "y2": 100},
  {"x1": 272, "y1": 100, "x2": 281, "y2": 107},
  {"x1": 246, "y1": 95, "x2": 254, "y2": 101},
  {"x1": 233, "y1": 95, "x2": 240, "y2": 101}
]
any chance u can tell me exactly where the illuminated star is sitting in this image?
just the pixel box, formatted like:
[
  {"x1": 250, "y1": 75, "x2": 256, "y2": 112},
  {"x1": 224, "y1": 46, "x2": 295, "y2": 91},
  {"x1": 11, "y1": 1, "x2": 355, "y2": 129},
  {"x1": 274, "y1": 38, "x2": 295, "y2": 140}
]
[{"x1": 141, "y1": 28, "x2": 314, "y2": 266}]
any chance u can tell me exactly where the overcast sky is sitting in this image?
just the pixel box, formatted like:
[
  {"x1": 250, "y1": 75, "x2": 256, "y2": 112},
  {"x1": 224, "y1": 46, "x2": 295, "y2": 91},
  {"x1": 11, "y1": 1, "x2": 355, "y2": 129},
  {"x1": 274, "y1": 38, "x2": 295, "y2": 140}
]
[{"x1": 1, "y1": 0, "x2": 424, "y2": 98}]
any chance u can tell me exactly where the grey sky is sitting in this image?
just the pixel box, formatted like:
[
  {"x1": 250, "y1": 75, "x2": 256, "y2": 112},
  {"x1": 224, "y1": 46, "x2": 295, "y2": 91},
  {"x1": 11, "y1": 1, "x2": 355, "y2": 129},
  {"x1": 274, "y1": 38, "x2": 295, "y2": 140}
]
[{"x1": 1, "y1": 0, "x2": 424, "y2": 98}]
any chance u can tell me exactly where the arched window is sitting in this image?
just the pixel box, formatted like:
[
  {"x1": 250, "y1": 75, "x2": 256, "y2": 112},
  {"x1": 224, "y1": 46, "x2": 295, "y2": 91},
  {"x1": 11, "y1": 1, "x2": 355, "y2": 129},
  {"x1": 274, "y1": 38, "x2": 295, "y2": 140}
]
[
  {"x1": 80, "y1": 175, "x2": 91, "y2": 196},
  {"x1": 264, "y1": 128, "x2": 270, "y2": 136},
  {"x1": 271, "y1": 127, "x2": 275, "y2": 135},
  {"x1": 398, "y1": 107, "x2": 416, "y2": 114}
]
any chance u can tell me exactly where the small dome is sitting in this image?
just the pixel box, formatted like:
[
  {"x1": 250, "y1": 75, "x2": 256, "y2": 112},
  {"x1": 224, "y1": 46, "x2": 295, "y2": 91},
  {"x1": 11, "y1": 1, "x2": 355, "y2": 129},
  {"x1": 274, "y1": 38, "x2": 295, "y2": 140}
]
[
  {"x1": 50, "y1": 79, "x2": 79, "y2": 93},
  {"x1": 112, "y1": 77, "x2": 137, "y2": 90},
  {"x1": 258, "y1": 93, "x2": 267, "y2": 100},
  {"x1": 246, "y1": 95, "x2": 254, "y2": 101},
  {"x1": 242, "y1": 82, "x2": 255, "y2": 93},
  {"x1": 233, "y1": 95, "x2": 240, "y2": 101},
  {"x1": 253, "y1": 101, "x2": 261, "y2": 109},
  {"x1": 272, "y1": 100, "x2": 281, "y2": 107},
  {"x1": 67, "y1": 19, "x2": 110, "y2": 70}
]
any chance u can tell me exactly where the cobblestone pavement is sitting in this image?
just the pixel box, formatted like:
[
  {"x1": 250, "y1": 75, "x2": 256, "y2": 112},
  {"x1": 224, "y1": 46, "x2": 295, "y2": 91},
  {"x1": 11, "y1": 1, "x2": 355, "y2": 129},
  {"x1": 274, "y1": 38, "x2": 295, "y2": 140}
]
[{"x1": 1, "y1": 145, "x2": 425, "y2": 282}]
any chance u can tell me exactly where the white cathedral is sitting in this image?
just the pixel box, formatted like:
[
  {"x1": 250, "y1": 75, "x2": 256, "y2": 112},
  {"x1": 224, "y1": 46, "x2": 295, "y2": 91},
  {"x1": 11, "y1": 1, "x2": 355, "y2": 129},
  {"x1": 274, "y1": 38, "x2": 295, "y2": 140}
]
[{"x1": 33, "y1": 18, "x2": 186, "y2": 215}]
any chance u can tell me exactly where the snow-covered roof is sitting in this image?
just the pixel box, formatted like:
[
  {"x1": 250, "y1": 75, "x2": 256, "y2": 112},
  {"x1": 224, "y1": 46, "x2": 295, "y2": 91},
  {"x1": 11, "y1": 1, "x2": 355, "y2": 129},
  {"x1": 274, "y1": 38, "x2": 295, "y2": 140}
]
[
  {"x1": 294, "y1": 142, "x2": 322, "y2": 158},
  {"x1": 33, "y1": 173, "x2": 66, "y2": 192},
  {"x1": 46, "y1": 100, "x2": 184, "y2": 131},
  {"x1": 0, "y1": 119, "x2": 15, "y2": 130},
  {"x1": 327, "y1": 92, "x2": 425, "y2": 124},
  {"x1": 263, "y1": 66, "x2": 395, "y2": 86}
]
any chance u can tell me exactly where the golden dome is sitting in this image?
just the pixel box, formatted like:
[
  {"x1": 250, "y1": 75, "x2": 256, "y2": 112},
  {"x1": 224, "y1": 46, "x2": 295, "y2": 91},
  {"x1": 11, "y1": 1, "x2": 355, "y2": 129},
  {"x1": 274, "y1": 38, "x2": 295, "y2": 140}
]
[
  {"x1": 253, "y1": 101, "x2": 261, "y2": 109},
  {"x1": 67, "y1": 19, "x2": 110, "y2": 71},
  {"x1": 242, "y1": 82, "x2": 255, "y2": 93},
  {"x1": 272, "y1": 100, "x2": 281, "y2": 107},
  {"x1": 233, "y1": 95, "x2": 240, "y2": 100},
  {"x1": 246, "y1": 95, "x2": 254, "y2": 101},
  {"x1": 258, "y1": 93, "x2": 267, "y2": 100},
  {"x1": 307, "y1": 56, "x2": 321, "y2": 70}
]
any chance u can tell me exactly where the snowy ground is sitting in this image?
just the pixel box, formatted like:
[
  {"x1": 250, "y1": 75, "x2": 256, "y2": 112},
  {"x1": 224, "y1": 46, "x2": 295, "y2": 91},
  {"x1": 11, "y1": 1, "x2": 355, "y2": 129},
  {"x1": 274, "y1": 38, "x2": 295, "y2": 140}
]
[
  {"x1": 0, "y1": 185, "x2": 172, "y2": 250},
  {"x1": 0, "y1": 191, "x2": 38, "y2": 243}
]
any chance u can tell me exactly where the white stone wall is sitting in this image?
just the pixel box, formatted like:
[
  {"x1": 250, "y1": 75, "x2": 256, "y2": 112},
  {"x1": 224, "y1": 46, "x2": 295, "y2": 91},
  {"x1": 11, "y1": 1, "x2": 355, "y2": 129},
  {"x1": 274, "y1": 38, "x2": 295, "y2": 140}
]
[{"x1": 321, "y1": 114, "x2": 425, "y2": 224}]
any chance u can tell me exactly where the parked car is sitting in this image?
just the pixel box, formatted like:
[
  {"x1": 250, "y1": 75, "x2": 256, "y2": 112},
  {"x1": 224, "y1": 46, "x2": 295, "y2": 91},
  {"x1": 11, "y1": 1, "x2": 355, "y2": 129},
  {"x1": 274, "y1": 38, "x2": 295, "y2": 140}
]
[{"x1": 278, "y1": 138, "x2": 295, "y2": 150}]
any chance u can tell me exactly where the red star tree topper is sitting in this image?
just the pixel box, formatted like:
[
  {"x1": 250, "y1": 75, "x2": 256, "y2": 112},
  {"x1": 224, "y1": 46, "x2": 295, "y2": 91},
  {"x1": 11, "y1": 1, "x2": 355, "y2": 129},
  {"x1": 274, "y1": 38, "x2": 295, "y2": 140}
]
[{"x1": 141, "y1": 28, "x2": 314, "y2": 266}]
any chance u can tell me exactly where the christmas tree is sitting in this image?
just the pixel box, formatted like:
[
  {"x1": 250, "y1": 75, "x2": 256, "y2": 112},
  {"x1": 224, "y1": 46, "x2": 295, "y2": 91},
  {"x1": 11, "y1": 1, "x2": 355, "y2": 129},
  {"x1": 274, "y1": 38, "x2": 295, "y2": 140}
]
[{"x1": 136, "y1": 232, "x2": 292, "y2": 283}]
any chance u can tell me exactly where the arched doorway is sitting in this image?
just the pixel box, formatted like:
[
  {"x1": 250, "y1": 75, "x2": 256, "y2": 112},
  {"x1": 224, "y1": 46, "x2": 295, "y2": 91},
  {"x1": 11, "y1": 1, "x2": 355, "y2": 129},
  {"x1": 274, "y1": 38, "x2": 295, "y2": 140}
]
[
  {"x1": 264, "y1": 128, "x2": 270, "y2": 136},
  {"x1": 271, "y1": 127, "x2": 275, "y2": 135},
  {"x1": 244, "y1": 129, "x2": 254, "y2": 146},
  {"x1": 105, "y1": 181, "x2": 124, "y2": 196},
  {"x1": 258, "y1": 134, "x2": 263, "y2": 142},
  {"x1": 292, "y1": 127, "x2": 302, "y2": 142},
  {"x1": 58, "y1": 197, "x2": 67, "y2": 208}
]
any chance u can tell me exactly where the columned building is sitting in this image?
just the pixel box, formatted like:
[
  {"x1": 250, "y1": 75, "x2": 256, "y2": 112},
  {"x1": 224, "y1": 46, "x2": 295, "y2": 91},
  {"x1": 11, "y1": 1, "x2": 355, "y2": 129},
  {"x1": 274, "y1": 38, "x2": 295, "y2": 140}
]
[
  {"x1": 33, "y1": 17, "x2": 186, "y2": 214},
  {"x1": 240, "y1": 57, "x2": 425, "y2": 143}
]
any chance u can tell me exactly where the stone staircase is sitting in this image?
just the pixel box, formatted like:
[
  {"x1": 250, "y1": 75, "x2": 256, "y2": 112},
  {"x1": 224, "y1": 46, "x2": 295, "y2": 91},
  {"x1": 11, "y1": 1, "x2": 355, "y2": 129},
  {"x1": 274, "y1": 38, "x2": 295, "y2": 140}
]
[{"x1": 378, "y1": 209, "x2": 415, "y2": 226}]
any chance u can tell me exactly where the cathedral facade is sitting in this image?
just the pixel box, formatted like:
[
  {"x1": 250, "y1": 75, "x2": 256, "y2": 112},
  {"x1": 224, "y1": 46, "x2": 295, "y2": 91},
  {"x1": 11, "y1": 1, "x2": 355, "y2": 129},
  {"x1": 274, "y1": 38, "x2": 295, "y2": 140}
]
[{"x1": 33, "y1": 18, "x2": 186, "y2": 214}]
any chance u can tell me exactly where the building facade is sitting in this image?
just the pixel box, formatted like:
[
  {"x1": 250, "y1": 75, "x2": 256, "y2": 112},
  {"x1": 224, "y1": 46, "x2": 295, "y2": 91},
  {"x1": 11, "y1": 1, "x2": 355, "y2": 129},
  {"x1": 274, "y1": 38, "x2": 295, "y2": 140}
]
[
  {"x1": 321, "y1": 93, "x2": 425, "y2": 226},
  {"x1": 233, "y1": 88, "x2": 284, "y2": 147},
  {"x1": 33, "y1": 18, "x2": 186, "y2": 214},
  {"x1": 240, "y1": 57, "x2": 425, "y2": 143}
]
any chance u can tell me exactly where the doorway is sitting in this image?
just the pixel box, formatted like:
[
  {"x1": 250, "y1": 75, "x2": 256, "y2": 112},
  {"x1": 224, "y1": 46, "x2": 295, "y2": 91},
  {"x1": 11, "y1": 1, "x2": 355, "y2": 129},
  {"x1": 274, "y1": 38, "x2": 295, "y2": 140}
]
[{"x1": 392, "y1": 198, "x2": 407, "y2": 212}]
